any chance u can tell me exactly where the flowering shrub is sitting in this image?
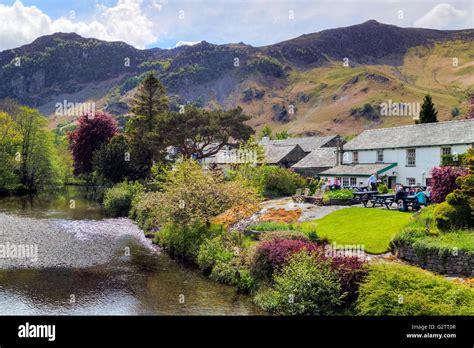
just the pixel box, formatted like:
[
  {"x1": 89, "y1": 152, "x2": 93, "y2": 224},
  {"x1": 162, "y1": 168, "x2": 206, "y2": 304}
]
[
  {"x1": 259, "y1": 208, "x2": 302, "y2": 223},
  {"x1": 250, "y1": 238, "x2": 322, "y2": 279},
  {"x1": 253, "y1": 251, "x2": 344, "y2": 315},
  {"x1": 250, "y1": 237, "x2": 368, "y2": 306},
  {"x1": 330, "y1": 256, "x2": 368, "y2": 304},
  {"x1": 211, "y1": 203, "x2": 260, "y2": 228},
  {"x1": 430, "y1": 166, "x2": 468, "y2": 203}
]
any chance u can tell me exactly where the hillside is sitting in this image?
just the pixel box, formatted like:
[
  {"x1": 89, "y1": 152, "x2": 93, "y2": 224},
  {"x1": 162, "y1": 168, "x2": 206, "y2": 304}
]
[{"x1": 0, "y1": 20, "x2": 473, "y2": 135}]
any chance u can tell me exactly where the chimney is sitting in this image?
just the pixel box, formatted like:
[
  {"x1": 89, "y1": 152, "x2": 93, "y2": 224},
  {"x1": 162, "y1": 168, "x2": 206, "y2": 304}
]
[{"x1": 335, "y1": 137, "x2": 344, "y2": 166}]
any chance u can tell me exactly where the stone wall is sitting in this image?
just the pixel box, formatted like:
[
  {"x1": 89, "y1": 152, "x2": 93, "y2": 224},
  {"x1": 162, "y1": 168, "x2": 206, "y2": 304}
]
[{"x1": 393, "y1": 244, "x2": 474, "y2": 276}]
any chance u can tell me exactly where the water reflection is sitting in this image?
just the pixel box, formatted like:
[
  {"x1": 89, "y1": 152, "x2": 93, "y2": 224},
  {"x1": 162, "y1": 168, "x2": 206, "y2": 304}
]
[{"x1": 0, "y1": 186, "x2": 104, "y2": 220}]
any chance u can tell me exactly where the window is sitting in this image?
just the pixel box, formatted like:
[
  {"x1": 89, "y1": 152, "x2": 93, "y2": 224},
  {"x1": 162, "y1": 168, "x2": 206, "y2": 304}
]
[
  {"x1": 352, "y1": 151, "x2": 358, "y2": 163},
  {"x1": 376, "y1": 149, "x2": 384, "y2": 162},
  {"x1": 342, "y1": 177, "x2": 349, "y2": 187},
  {"x1": 407, "y1": 178, "x2": 416, "y2": 186},
  {"x1": 441, "y1": 147, "x2": 452, "y2": 158},
  {"x1": 406, "y1": 148, "x2": 416, "y2": 166},
  {"x1": 350, "y1": 177, "x2": 357, "y2": 186}
]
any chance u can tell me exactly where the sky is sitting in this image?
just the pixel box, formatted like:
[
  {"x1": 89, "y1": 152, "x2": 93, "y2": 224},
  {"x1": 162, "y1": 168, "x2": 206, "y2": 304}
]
[{"x1": 0, "y1": 0, "x2": 473, "y2": 51}]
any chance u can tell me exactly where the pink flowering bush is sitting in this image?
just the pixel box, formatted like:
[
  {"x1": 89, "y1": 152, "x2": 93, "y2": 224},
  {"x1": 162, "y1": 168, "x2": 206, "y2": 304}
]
[
  {"x1": 430, "y1": 166, "x2": 468, "y2": 203},
  {"x1": 250, "y1": 238, "x2": 322, "y2": 279}
]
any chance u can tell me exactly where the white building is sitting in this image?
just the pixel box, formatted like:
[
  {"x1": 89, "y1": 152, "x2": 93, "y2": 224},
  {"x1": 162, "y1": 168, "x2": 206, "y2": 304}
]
[{"x1": 320, "y1": 119, "x2": 474, "y2": 188}]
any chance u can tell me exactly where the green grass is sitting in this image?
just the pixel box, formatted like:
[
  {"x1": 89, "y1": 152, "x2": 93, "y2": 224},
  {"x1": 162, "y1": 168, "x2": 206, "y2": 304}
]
[
  {"x1": 297, "y1": 208, "x2": 412, "y2": 254},
  {"x1": 250, "y1": 207, "x2": 413, "y2": 254}
]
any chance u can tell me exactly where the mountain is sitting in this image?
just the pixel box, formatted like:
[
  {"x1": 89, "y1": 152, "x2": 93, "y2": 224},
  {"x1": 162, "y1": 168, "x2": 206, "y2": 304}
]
[{"x1": 0, "y1": 20, "x2": 473, "y2": 135}]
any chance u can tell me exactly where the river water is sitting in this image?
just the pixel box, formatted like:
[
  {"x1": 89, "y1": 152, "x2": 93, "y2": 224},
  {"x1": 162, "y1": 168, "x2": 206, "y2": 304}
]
[{"x1": 0, "y1": 187, "x2": 259, "y2": 315}]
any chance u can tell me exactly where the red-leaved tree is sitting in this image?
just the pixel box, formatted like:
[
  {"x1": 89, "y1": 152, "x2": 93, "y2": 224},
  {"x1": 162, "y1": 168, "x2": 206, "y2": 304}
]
[
  {"x1": 430, "y1": 166, "x2": 468, "y2": 203},
  {"x1": 68, "y1": 112, "x2": 118, "y2": 176}
]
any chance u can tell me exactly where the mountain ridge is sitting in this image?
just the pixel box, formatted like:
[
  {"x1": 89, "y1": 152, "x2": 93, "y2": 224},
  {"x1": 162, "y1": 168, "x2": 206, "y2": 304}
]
[{"x1": 0, "y1": 20, "x2": 473, "y2": 135}]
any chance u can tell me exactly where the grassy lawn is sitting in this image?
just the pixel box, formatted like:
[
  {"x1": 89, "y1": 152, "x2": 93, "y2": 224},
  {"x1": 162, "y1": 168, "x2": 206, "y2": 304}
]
[{"x1": 297, "y1": 208, "x2": 413, "y2": 254}]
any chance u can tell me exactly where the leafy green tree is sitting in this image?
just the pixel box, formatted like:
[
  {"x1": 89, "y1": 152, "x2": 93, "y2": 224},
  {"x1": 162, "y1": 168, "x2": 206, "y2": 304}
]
[
  {"x1": 260, "y1": 126, "x2": 273, "y2": 139},
  {"x1": 159, "y1": 105, "x2": 254, "y2": 159},
  {"x1": 417, "y1": 95, "x2": 438, "y2": 124},
  {"x1": 126, "y1": 72, "x2": 168, "y2": 179},
  {"x1": 93, "y1": 134, "x2": 132, "y2": 184},
  {"x1": 11, "y1": 106, "x2": 62, "y2": 191},
  {"x1": 0, "y1": 112, "x2": 21, "y2": 190}
]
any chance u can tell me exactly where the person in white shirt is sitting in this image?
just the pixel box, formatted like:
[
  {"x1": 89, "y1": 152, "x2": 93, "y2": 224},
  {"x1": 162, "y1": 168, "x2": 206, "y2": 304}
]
[{"x1": 367, "y1": 173, "x2": 377, "y2": 191}]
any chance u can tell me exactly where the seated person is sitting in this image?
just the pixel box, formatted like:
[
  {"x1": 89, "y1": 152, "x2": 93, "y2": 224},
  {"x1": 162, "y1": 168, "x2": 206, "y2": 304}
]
[
  {"x1": 415, "y1": 187, "x2": 426, "y2": 205},
  {"x1": 425, "y1": 186, "x2": 432, "y2": 203},
  {"x1": 394, "y1": 184, "x2": 405, "y2": 202}
]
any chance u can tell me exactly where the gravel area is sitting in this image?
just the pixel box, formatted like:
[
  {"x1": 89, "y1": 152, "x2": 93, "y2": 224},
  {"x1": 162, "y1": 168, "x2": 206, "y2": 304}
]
[{"x1": 0, "y1": 213, "x2": 155, "y2": 269}]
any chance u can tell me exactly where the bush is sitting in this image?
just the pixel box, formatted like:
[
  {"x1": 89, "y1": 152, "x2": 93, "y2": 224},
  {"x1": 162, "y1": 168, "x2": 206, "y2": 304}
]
[
  {"x1": 249, "y1": 238, "x2": 321, "y2": 279},
  {"x1": 253, "y1": 251, "x2": 344, "y2": 315},
  {"x1": 148, "y1": 160, "x2": 260, "y2": 227},
  {"x1": 209, "y1": 258, "x2": 256, "y2": 293},
  {"x1": 249, "y1": 221, "x2": 291, "y2": 231},
  {"x1": 259, "y1": 230, "x2": 310, "y2": 242},
  {"x1": 230, "y1": 165, "x2": 306, "y2": 198},
  {"x1": 322, "y1": 189, "x2": 354, "y2": 203},
  {"x1": 430, "y1": 166, "x2": 467, "y2": 203},
  {"x1": 434, "y1": 201, "x2": 471, "y2": 231},
  {"x1": 330, "y1": 256, "x2": 368, "y2": 305},
  {"x1": 210, "y1": 259, "x2": 239, "y2": 284},
  {"x1": 197, "y1": 236, "x2": 235, "y2": 273},
  {"x1": 377, "y1": 184, "x2": 388, "y2": 194},
  {"x1": 129, "y1": 191, "x2": 161, "y2": 231},
  {"x1": 356, "y1": 263, "x2": 474, "y2": 315},
  {"x1": 103, "y1": 181, "x2": 144, "y2": 217},
  {"x1": 157, "y1": 222, "x2": 224, "y2": 260}
]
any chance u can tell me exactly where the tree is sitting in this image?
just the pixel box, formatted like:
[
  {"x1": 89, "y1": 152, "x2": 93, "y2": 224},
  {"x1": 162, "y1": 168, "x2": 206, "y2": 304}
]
[
  {"x1": 68, "y1": 112, "x2": 117, "y2": 177},
  {"x1": 0, "y1": 112, "x2": 21, "y2": 190},
  {"x1": 126, "y1": 72, "x2": 168, "y2": 179},
  {"x1": 159, "y1": 105, "x2": 254, "y2": 159},
  {"x1": 260, "y1": 126, "x2": 273, "y2": 139},
  {"x1": 10, "y1": 106, "x2": 62, "y2": 191},
  {"x1": 93, "y1": 134, "x2": 132, "y2": 184},
  {"x1": 417, "y1": 95, "x2": 438, "y2": 124}
]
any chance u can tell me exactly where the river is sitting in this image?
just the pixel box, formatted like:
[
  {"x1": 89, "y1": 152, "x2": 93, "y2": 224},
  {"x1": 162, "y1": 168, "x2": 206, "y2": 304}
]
[{"x1": 0, "y1": 187, "x2": 259, "y2": 315}]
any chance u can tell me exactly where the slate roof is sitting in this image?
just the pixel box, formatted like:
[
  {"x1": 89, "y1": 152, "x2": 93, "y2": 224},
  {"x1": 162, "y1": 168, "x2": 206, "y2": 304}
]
[
  {"x1": 344, "y1": 119, "x2": 474, "y2": 150},
  {"x1": 319, "y1": 163, "x2": 397, "y2": 176},
  {"x1": 264, "y1": 144, "x2": 302, "y2": 164},
  {"x1": 260, "y1": 135, "x2": 338, "y2": 152},
  {"x1": 292, "y1": 147, "x2": 337, "y2": 168}
]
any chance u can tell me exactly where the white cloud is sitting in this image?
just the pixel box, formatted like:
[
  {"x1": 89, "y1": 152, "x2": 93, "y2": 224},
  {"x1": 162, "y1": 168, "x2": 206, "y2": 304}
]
[
  {"x1": 0, "y1": 0, "x2": 158, "y2": 51},
  {"x1": 414, "y1": 3, "x2": 469, "y2": 29},
  {"x1": 175, "y1": 40, "x2": 201, "y2": 47}
]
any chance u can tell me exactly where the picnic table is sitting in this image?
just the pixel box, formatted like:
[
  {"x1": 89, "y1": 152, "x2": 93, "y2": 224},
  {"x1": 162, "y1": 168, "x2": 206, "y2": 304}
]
[
  {"x1": 353, "y1": 191, "x2": 378, "y2": 206},
  {"x1": 398, "y1": 195, "x2": 425, "y2": 212},
  {"x1": 349, "y1": 186, "x2": 368, "y2": 192},
  {"x1": 371, "y1": 194, "x2": 395, "y2": 209}
]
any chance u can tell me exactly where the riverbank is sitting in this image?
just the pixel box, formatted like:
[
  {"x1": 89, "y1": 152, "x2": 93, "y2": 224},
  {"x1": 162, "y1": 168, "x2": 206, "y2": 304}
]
[{"x1": 0, "y1": 189, "x2": 260, "y2": 315}]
